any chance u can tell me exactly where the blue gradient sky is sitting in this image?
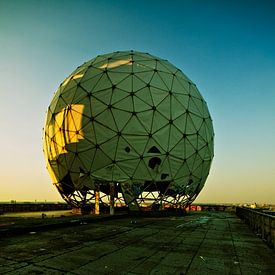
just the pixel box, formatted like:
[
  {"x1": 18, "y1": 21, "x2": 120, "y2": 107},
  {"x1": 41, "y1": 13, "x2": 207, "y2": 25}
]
[{"x1": 0, "y1": 0, "x2": 274, "y2": 203}]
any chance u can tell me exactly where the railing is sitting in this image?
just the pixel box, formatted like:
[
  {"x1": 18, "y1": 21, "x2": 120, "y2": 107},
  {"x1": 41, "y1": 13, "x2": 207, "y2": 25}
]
[
  {"x1": 236, "y1": 206, "x2": 275, "y2": 248},
  {"x1": 0, "y1": 203, "x2": 71, "y2": 214}
]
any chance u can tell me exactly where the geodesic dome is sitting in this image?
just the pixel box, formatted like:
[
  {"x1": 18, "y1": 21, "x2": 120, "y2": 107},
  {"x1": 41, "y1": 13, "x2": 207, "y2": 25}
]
[{"x1": 43, "y1": 50, "x2": 214, "y2": 211}]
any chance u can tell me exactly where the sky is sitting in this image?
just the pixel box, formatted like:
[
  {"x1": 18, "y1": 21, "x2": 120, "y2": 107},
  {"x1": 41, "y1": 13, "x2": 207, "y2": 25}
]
[{"x1": 0, "y1": 0, "x2": 274, "y2": 204}]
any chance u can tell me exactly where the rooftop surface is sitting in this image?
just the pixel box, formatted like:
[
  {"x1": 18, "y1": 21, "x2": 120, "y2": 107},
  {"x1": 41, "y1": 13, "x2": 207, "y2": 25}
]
[{"x1": 0, "y1": 211, "x2": 274, "y2": 274}]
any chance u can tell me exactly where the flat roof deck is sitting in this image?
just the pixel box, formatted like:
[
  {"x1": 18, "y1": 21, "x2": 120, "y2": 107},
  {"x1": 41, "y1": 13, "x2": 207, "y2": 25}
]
[{"x1": 0, "y1": 211, "x2": 274, "y2": 274}]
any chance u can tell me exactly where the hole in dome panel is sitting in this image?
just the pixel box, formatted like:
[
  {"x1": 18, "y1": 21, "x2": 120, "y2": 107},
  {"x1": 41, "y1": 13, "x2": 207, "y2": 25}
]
[
  {"x1": 148, "y1": 146, "x2": 161, "y2": 154},
  {"x1": 148, "y1": 157, "x2": 162, "y2": 170}
]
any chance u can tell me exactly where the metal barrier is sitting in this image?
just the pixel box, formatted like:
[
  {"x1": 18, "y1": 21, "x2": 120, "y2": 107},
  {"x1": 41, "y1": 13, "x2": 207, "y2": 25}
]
[
  {"x1": 236, "y1": 206, "x2": 275, "y2": 248},
  {"x1": 0, "y1": 203, "x2": 71, "y2": 214}
]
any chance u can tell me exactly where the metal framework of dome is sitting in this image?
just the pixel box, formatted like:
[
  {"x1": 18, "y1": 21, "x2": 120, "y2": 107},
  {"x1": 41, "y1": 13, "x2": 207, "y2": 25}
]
[{"x1": 43, "y1": 50, "x2": 214, "y2": 212}]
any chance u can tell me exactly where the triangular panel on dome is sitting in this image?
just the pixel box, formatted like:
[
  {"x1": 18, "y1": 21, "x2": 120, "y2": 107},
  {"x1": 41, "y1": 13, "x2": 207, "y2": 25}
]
[
  {"x1": 99, "y1": 135, "x2": 119, "y2": 162},
  {"x1": 188, "y1": 97, "x2": 204, "y2": 117},
  {"x1": 135, "y1": 87, "x2": 153, "y2": 106},
  {"x1": 107, "y1": 61, "x2": 132, "y2": 73},
  {"x1": 110, "y1": 108, "x2": 132, "y2": 131},
  {"x1": 153, "y1": 124, "x2": 171, "y2": 153},
  {"x1": 170, "y1": 95, "x2": 186, "y2": 119},
  {"x1": 136, "y1": 59, "x2": 156, "y2": 70},
  {"x1": 52, "y1": 95, "x2": 68, "y2": 114},
  {"x1": 132, "y1": 75, "x2": 147, "y2": 91},
  {"x1": 150, "y1": 86, "x2": 169, "y2": 107},
  {"x1": 189, "y1": 113, "x2": 203, "y2": 132},
  {"x1": 185, "y1": 138, "x2": 196, "y2": 159},
  {"x1": 81, "y1": 71, "x2": 105, "y2": 93},
  {"x1": 189, "y1": 84, "x2": 202, "y2": 99},
  {"x1": 70, "y1": 87, "x2": 89, "y2": 104},
  {"x1": 168, "y1": 155, "x2": 183, "y2": 179},
  {"x1": 123, "y1": 115, "x2": 149, "y2": 135},
  {"x1": 92, "y1": 73, "x2": 113, "y2": 93},
  {"x1": 115, "y1": 136, "x2": 140, "y2": 160},
  {"x1": 185, "y1": 113, "x2": 198, "y2": 134},
  {"x1": 151, "y1": 111, "x2": 169, "y2": 134},
  {"x1": 167, "y1": 125, "x2": 183, "y2": 152},
  {"x1": 157, "y1": 60, "x2": 178, "y2": 74},
  {"x1": 116, "y1": 75, "x2": 132, "y2": 93},
  {"x1": 173, "y1": 113, "x2": 188, "y2": 133},
  {"x1": 90, "y1": 88, "x2": 112, "y2": 106},
  {"x1": 174, "y1": 161, "x2": 192, "y2": 180},
  {"x1": 110, "y1": 51, "x2": 132, "y2": 60},
  {"x1": 116, "y1": 158, "x2": 140, "y2": 179},
  {"x1": 89, "y1": 96, "x2": 108, "y2": 117},
  {"x1": 78, "y1": 148, "x2": 97, "y2": 171},
  {"x1": 134, "y1": 71, "x2": 154, "y2": 84},
  {"x1": 157, "y1": 71, "x2": 174, "y2": 90},
  {"x1": 173, "y1": 93, "x2": 189, "y2": 111},
  {"x1": 150, "y1": 72, "x2": 169, "y2": 90},
  {"x1": 94, "y1": 109, "x2": 118, "y2": 132},
  {"x1": 136, "y1": 110, "x2": 154, "y2": 132},
  {"x1": 93, "y1": 121, "x2": 117, "y2": 144},
  {"x1": 132, "y1": 159, "x2": 154, "y2": 181},
  {"x1": 133, "y1": 94, "x2": 152, "y2": 112},
  {"x1": 172, "y1": 75, "x2": 189, "y2": 95},
  {"x1": 110, "y1": 88, "x2": 129, "y2": 105},
  {"x1": 122, "y1": 134, "x2": 147, "y2": 155},
  {"x1": 90, "y1": 149, "x2": 113, "y2": 173},
  {"x1": 112, "y1": 95, "x2": 133, "y2": 112},
  {"x1": 81, "y1": 119, "x2": 97, "y2": 145},
  {"x1": 107, "y1": 71, "x2": 129, "y2": 86}
]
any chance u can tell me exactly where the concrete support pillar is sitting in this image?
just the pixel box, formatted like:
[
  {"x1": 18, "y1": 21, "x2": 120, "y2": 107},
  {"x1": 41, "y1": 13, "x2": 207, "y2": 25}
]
[
  {"x1": 95, "y1": 188, "x2": 100, "y2": 215},
  {"x1": 110, "y1": 182, "x2": 115, "y2": 215}
]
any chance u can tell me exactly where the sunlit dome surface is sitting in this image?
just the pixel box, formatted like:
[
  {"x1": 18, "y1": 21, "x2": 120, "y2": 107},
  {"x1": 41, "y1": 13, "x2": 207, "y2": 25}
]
[{"x1": 43, "y1": 50, "x2": 214, "y2": 210}]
